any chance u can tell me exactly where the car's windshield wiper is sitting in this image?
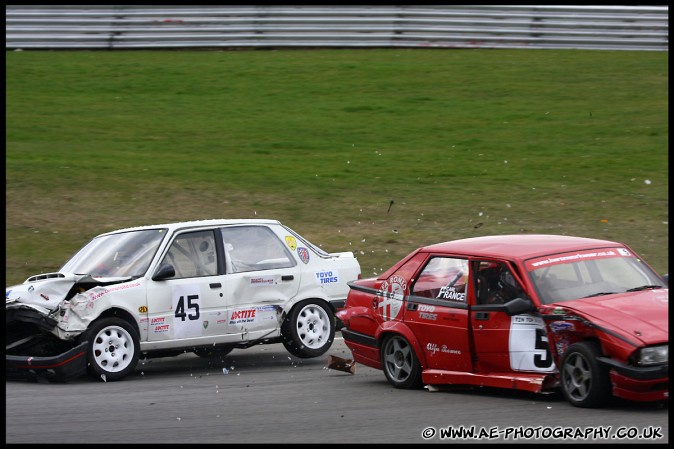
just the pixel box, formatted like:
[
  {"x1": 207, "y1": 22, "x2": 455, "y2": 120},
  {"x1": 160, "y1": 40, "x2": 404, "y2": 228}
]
[
  {"x1": 583, "y1": 292, "x2": 617, "y2": 298},
  {"x1": 626, "y1": 285, "x2": 663, "y2": 292}
]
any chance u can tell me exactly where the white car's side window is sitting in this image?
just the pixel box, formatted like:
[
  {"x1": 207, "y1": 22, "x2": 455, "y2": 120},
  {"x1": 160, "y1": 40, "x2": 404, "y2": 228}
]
[
  {"x1": 161, "y1": 230, "x2": 218, "y2": 279},
  {"x1": 221, "y1": 226, "x2": 296, "y2": 273}
]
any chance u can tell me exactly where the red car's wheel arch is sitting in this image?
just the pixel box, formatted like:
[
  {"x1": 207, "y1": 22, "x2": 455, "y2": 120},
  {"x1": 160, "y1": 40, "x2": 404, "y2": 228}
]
[{"x1": 375, "y1": 320, "x2": 428, "y2": 370}]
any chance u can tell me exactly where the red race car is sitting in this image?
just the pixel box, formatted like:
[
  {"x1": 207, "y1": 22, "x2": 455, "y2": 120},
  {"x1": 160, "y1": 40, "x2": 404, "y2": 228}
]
[{"x1": 337, "y1": 234, "x2": 668, "y2": 408}]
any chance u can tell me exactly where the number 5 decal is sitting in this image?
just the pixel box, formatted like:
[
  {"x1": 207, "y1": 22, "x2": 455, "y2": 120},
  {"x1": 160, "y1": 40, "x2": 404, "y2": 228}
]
[{"x1": 508, "y1": 314, "x2": 555, "y2": 372}]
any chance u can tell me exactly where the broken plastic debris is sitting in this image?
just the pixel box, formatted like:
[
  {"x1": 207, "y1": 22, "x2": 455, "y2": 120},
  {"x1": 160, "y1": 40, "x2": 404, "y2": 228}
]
[
  {"x1": 222, "y1": 368, "x2": 229, "y2": 375},
  {"x1": 425, "y1": 384, "x2": 440, "y2": 392},
  {"x1": 327, "y1": 355, "x2": 356, "y2": 374}
]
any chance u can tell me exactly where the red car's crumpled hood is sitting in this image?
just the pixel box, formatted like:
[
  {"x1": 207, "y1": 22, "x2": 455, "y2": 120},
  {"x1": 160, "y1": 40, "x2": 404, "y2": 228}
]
[{"x1": 557, "y1": 289, "x2": 669, "y2": 345}]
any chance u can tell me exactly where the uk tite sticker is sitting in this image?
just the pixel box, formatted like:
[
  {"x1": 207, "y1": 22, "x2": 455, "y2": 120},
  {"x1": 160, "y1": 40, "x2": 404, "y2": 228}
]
[
  {"x1": 229, "y1": 305, "x2": 278, "y2": 325},
  {"x1": 376, "y1": 275, "x2": 407, "y2": 321},
  {"x1": 229, "y1": 308, "x2": 257, "y2": 324}
]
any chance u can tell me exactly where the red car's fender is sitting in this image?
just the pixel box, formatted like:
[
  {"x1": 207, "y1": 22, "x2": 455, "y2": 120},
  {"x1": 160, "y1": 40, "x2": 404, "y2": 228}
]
[{"x1": 374, "y1": 320, "x2": 429, "y2": 369}]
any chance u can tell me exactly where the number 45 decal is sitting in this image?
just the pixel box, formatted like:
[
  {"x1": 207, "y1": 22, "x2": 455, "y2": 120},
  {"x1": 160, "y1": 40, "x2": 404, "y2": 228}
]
[{"x1": 175, "y1": 294, "x2": 200, "y2": 321}]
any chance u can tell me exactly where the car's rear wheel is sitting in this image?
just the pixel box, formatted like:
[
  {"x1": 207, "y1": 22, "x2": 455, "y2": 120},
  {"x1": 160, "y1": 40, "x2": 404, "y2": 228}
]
[
  {"x1": 560, "y1": 341, "x2": 611, "y2": 408},
  {"x1": 381, "y1": 334, "x2": 423, "y2": 389},
  {"x1": 82, "y1": 317, "x2": 140, "y2": 382},
  {"x1": 281, "y1": 299, "x2": 335, "y2": 358}
]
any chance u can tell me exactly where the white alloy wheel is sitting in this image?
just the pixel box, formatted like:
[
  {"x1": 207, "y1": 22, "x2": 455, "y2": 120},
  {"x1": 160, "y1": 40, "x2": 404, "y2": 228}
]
[{"x1": 91, "y1": 324, "x2": 135, "y2": 373}]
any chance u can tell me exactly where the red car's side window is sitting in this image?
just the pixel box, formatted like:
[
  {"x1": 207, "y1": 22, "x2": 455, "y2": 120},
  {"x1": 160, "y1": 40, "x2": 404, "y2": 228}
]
[{"x1": 411, "y1": 257, "x2": 468, "y2": 302}]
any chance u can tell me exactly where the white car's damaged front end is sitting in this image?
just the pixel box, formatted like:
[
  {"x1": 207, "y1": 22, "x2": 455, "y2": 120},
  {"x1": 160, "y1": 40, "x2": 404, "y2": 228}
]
[{"x1": 6, "y1": 273, "x2": 137, "y2": 381}]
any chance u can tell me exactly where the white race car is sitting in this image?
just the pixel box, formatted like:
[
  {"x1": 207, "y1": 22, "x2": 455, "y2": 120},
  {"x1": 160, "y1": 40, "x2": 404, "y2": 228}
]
[{"x1": 6, "y1": 219, "x2": 361, "y2": 382}]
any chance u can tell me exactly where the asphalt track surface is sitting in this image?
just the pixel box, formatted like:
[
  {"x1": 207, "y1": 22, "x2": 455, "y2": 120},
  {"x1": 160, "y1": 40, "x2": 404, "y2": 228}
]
[{"x1": 5, "y1": 335, "x2": 668, "y2": 444}]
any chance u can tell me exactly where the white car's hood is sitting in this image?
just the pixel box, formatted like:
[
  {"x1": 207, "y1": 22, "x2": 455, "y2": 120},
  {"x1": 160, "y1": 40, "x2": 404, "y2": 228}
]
[{"x1": 6, "y1": 272, "x2": 132, "y2": 313}]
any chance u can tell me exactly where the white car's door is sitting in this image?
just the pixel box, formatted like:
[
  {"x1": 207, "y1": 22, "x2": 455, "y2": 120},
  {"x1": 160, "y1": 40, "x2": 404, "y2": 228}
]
[
  {"x1": 219, "y1": 225, "x2": 301, "y2": 337},
  {"x1": 145, "y1": 229, "x2": 229, "y2": 344}
]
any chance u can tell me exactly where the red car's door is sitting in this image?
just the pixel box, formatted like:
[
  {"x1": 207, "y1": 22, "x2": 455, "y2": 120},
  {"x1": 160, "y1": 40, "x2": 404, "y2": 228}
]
[
  {"x1": 469, "y1": 261, "x2": 554, "y2": 374},
  {"x1": 405, "y1": 256, "x2": 473, "y2": 372}
]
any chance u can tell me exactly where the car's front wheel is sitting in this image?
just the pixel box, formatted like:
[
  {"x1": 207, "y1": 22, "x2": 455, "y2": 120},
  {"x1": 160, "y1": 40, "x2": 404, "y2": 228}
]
[
  {"x1": 381, "y1": 334, "x2": 423, "y2": 389},
  {"x1": 281, "y1": 299, "x2": 335, "y2": 358},
  {"x1": 560, "y1": 341, "x2": 611, "y2": 408},
  {"x1": 82, "y1": 317, "x2": 140, "y2": 382}
]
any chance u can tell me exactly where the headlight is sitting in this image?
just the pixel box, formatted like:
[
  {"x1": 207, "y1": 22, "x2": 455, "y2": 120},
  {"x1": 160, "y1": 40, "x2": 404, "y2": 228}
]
[{"x1": 636, "y1": 345, "x2": 668, "y2": 366}]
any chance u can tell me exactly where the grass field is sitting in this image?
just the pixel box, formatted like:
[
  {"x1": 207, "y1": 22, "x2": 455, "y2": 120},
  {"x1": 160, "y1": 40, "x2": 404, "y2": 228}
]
[{"x1": 5, "y1": 48, "x2": 669, "y2": 286}]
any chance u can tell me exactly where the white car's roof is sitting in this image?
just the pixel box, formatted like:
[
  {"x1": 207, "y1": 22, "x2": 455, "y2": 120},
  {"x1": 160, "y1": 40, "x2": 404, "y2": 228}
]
[{"x1": 98, "y1": 219, "x2": 282, "y2": 236}]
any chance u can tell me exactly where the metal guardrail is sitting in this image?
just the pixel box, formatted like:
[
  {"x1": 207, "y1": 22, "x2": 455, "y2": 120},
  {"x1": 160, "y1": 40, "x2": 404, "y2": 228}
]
[{"x1": 5, "y1": 5, "x2": 669, "y2": 51}]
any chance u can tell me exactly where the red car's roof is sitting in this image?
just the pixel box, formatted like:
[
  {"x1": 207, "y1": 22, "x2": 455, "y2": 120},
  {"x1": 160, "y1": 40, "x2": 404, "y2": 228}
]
[{"x1": 421, "y1": 234, "x2": 621, "y2": 261}]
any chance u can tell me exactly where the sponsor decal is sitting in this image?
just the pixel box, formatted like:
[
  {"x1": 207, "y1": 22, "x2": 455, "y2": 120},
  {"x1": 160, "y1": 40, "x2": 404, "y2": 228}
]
[
  {"x1": 230, "y1": 308, "x2": 257, "y2": 324},
  {"x1": 297, "y1": 247, "x2": 310, "y2": 264},
  {"x1": 151, "y1": 317, "x2": 165, "y2": 325},
  {"x1": 315, "y1": 270, "x2": 339, "y2": 285},
  {"x1": 419, "y1": 312, "x2": 437, "y2": 320},
  {"x1": 437, "y1": 286, "x2": 465, "y2": 301},
  {"x1": 617, "y1": 248, "x2": 631, "y2": 257},
  {"x1": 203, "y1": 320, "x2": 209, "y2": 329},
  {"x1": 154, "y1": 324, "x2": 169, "y2": 333},
  {"x1": 88, "y1": 281, "x2": 142, "y2": 301},
  {"x1": 376, "y1": 275, "x2": 407, "y2": 321},
  {"x1": 257, "y1": 305, "x2": 277, "y2": 312},
  {"x1": 555, "y1": 333, "x2": 571, "y2": 356},
  {"x1": 527, "y1": 250, "x2": 620, "y2": 271},
  {"x1": 549, "y1": 321, "x2": 575, "y2": 333},
  {"x1": 28, "y1": 285, "x2": 34, "y2": 293},
  {"x1": 40, "y1": 293, "x2": 50, "y2": 301},
  {"x1": 250, "y1": 276, "x2": 276, "y2": 287},
  {"x1": 285, "y1": 236, "x2": 297, "y2": 251},
  {"x1": 426, "y1": 342, "x2": 462, "y2": 355},
  {"x1": 138, "y1": 306, "x2": 148, "y2": 313}
]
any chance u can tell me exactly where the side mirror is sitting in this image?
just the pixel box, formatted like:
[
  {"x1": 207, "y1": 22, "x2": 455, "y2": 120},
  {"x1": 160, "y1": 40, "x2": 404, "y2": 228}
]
[
  {"x1": 152, "y1": 264, "x2": 175, "y2": 281},
  {"x1": 504, "y1": 297, "x2": 535, "y2": 316},
  {"x1": 662, "y1": 274, "x2": 668, "y2": 286}
]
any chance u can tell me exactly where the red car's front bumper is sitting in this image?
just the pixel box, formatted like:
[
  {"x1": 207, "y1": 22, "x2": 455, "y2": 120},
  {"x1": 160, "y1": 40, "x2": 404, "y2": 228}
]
[{"x1": 599, "y1": 356, "x2": 668, "y2": 402}]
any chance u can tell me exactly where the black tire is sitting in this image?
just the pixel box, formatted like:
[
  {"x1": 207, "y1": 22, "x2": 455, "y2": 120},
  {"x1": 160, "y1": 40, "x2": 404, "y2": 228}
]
[
  {"x1": 560, "y1": 341, "x2": 611, "y2": 408},
  {"x1": 281, "y1": 299, "x2": 335, "y2": 358},
  {"x1": 193, "y1": 346, "x2": 234, "y2": 359},
  {"x1": 82, "y1": 317, "x2": 140, "y2": 382},
  {"x1": 381, "y1": 334, "x2": 423, "y2": 389}
]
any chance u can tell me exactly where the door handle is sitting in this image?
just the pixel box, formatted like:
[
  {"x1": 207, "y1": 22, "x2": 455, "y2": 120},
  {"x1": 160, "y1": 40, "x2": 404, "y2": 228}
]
[
  {"x1": 281, "y1": 275, "x2": 294, "y2": 281},
  {"x1": 475, "y1": 312, "x2": 490, "y2": 320},
  {"x1": 209, "y1": 283, "x2": 222, "y2": 289}
]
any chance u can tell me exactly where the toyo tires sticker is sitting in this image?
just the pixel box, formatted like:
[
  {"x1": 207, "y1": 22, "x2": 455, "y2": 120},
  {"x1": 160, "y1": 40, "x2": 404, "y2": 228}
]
[{"x1": 376, "y1": 275, "x2": 407, "y2": 321}]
